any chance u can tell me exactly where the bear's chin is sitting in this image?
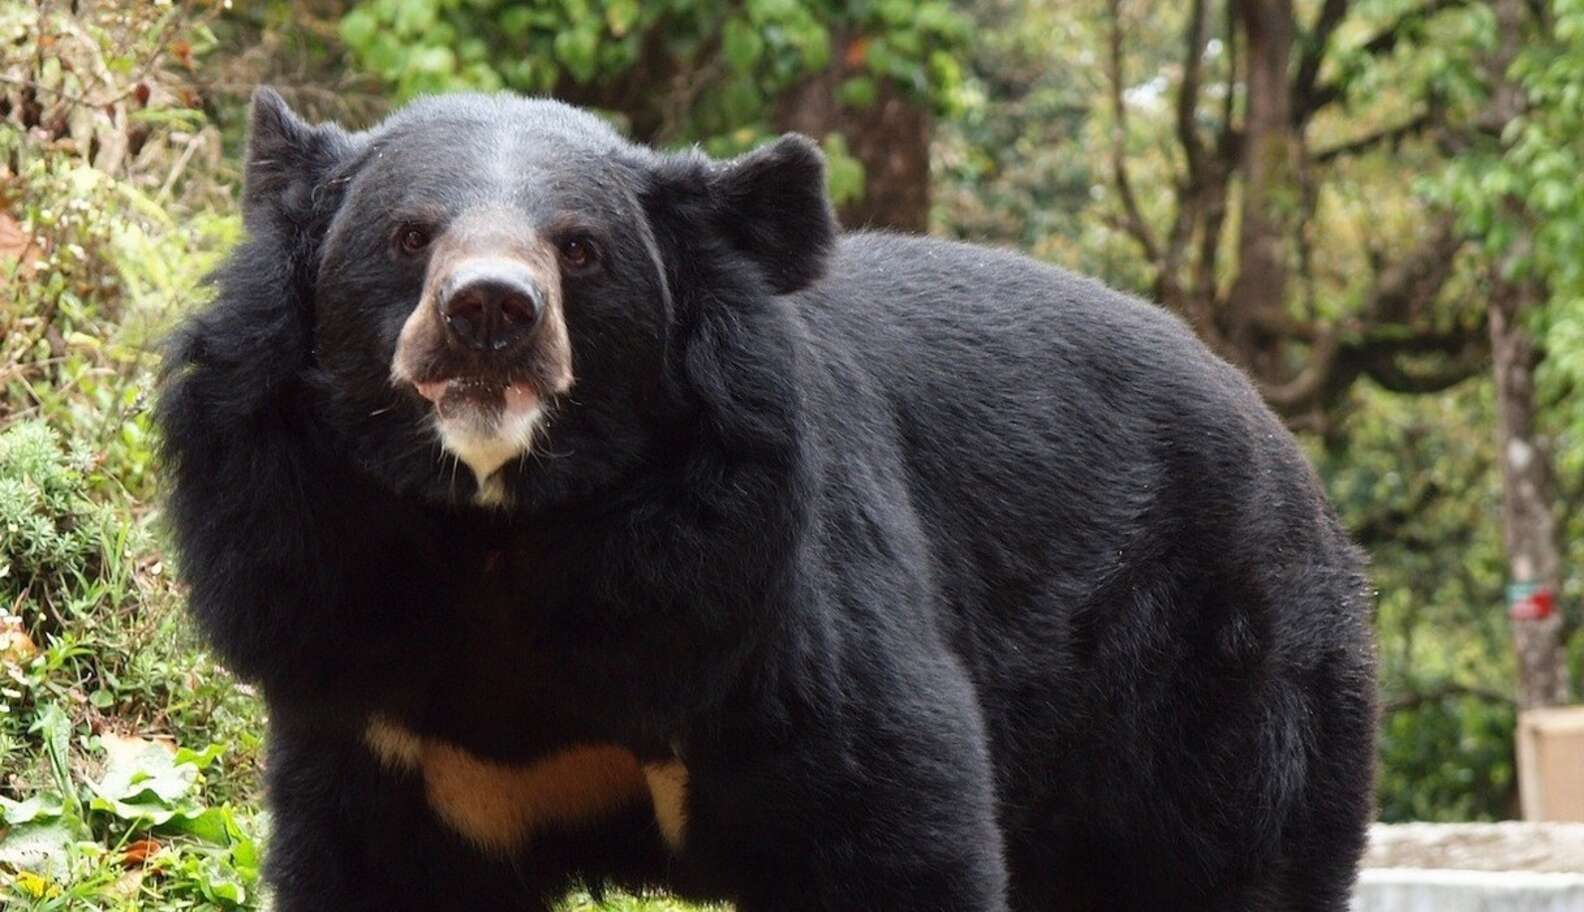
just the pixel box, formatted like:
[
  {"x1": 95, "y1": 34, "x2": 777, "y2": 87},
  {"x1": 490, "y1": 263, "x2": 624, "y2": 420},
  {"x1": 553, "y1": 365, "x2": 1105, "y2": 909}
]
[{"x1": 419, "y1": 380, "x2": 543, "y2": 504}]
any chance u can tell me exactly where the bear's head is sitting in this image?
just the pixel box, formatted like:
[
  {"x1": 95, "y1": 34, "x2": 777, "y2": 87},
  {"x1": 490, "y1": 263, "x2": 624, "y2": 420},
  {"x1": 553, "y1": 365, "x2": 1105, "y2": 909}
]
[{"x1": 241, "y1": 88, "x2": 836, "y2": 509}]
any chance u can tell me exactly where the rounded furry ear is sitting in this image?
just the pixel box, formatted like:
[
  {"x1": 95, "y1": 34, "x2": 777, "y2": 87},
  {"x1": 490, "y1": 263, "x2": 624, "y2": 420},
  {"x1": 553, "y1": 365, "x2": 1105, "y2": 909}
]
[
  {"x1": 243, "y1": 87, "x2": 358, "y2": 231},
  {"x1": 710, "y1": 134, "x2": 838, "y2": 294}
]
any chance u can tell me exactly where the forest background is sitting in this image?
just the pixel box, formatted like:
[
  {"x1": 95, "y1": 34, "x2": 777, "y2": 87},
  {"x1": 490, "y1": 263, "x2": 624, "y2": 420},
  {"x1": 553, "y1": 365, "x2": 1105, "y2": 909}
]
[{"x1": 2, "y1": 0, "x2": 1582, "y2": 907}]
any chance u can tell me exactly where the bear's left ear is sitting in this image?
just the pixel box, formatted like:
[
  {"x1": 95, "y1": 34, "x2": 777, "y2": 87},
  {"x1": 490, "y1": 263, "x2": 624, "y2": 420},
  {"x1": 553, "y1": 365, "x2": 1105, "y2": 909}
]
[
  {"x1": 646, "y1": 134, "x2": 842, "y2": 296},
  {"x1": 243, "y1": 87, "x2": 359, "y2": 233},
  {"x1": 704, "y1": 135, "x2": 838, "y2": 295}
]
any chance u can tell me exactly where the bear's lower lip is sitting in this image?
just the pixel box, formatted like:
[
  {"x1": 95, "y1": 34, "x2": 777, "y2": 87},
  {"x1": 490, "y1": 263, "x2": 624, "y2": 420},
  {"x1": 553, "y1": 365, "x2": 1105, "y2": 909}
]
[{"x1": 415, "y1": 378, "x2": 537, "y2": 418}]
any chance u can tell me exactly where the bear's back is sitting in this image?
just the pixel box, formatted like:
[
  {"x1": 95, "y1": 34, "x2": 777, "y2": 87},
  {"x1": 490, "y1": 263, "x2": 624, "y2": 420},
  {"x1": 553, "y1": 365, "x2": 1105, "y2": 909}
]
[{"x1": 786, "y1": 231, "x2": 1359, "y2": 638}]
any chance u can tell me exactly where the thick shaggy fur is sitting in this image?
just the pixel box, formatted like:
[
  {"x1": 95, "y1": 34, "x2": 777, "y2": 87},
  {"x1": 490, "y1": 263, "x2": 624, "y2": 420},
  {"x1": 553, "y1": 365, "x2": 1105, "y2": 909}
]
[{"x1": 157, "y1": 90, "x2": 1376, "y2": 912}]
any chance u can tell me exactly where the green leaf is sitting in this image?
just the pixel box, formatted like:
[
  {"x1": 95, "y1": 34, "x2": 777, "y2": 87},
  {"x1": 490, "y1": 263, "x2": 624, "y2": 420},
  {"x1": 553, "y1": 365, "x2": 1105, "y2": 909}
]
[
  {"x1": 0, "y1": 819, "x2": 79, "y2": 877},
  {"x1": 190, "y1": 854, "x2": 248, "y2": 906},
  {"x1": 174, "y1": 742, "x2": 226, "y2": 770},
  {"x1": 93, "y1": 732, "x2": 199, "y2": 805},
  {"x1": 160, "y1": 805, "x2": 233, "y2": 844},
  {"x1": 340, "y1": 8, "x2": 378, "y2": 49},
  {"x1": 0, "y1": 793, "x2": 64, "y2": 826},
  {"x1": 392, "y1": 0, "x2": 440, "y2": 35},
  {"x1": 554, "y1": 27, "x2": 601, "y2": 83},
  {"x1": 89, "y1": 794, "x2": 183, "y2": 825},
  {"x1": 838, "y1": 76, "x2": 878, "y2": 109},
  {"x1": 606, "y1": 0, "x2": 639, "y2": 36},
  {"x1": 723, "y1": 18, "x2": 765, "y2": 73},
  {"x1": 821, "y1": 133, "x2": 866, "y2": 205},
  {"x1": 796, "y1": 23, "x2": 831, "y2": 71},
  {"x1": 747, "y1": 0, "x2": 797, "y2": 21},
  {"x1": 412, "y1": 45, "x2": 458, "y2": 76},
  {"x1": 34, "y1": 703, "x2": 77, "y2": 817}
]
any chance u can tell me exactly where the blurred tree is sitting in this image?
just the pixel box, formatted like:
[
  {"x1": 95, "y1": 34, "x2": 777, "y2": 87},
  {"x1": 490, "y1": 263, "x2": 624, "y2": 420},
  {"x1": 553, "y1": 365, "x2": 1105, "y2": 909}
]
[
  {"x1": 931, "y1": 0, "x2": 1110, "y2": 268},
  {"x1": 1447, "y1": 0, "x2": 1581, "y2": 709},
  {"x1": 334, "y1": 0, "x2": 973, "y2": 230},
  {"x1": 1100, "y1": 0, "x2": 1489, "y2": 431}
]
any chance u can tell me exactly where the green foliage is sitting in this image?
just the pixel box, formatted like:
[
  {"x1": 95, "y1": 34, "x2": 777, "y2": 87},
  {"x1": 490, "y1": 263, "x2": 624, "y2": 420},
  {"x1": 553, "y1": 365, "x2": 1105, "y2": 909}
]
[
  {"x1": 0, "y1": 146, "x2": 240, "y2": 503},
  {"x1": 337, "y1": 0, "x2": 969, "y2": 199},
  {"x1": 1312, "y1": 383, "x2": 1525, "y2": 820},
  {"x1": 0, "y1": 3, "x2": 274, "y2": 905},
  {"x1": 0, "y1": 423, "x2": 109, "y2": 610},
  {"x1": 1428, "y1": 0, "x2": 1584, "y2": 433},
  {"x1": 1378, "y1": 696, "x2": 1517, "y2": 822},
  {"x1": 932, "y1": 0, "x2": 1121, "y2": 279},
  {"x1": 0, "y1": 417, "x2": 268, "y2": 906},
  {"x1": 339, "y1": 0, "x2": 968, "y2": 112},
  {"x1": 0, "y1": 712, "x2": 260, "y2": 909}
]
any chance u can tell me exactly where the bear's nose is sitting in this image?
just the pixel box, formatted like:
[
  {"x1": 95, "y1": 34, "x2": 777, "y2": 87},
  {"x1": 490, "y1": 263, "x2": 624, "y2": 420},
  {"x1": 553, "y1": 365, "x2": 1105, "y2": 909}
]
[{"x1": 438, "y1": 259, "x2": 545, "y2": 353}]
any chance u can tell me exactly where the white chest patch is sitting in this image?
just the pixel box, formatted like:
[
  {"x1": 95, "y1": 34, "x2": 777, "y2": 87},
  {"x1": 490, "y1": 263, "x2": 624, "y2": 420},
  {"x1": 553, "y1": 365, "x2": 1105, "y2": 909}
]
[{"x1": 435, "y1": 404, "x2": 542, "y2": 498}]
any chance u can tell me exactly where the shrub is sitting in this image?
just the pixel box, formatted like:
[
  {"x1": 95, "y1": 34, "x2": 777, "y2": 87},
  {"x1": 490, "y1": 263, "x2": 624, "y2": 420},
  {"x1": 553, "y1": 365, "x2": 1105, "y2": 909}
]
[{"x1": 0, "y1": 421, "x2": 111, "y2": 617}]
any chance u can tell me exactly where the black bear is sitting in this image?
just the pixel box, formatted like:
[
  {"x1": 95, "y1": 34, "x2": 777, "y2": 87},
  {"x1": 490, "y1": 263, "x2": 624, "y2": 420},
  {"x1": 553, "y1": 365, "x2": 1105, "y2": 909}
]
[{"x1": 156, "y1": 88, "x2": 1377, "y2": 912}]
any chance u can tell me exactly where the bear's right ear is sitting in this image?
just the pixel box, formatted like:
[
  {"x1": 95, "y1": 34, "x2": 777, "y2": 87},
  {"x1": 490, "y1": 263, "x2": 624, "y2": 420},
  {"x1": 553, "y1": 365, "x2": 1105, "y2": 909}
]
[{"x1": 242, "y1": 87, "x2": 358, "y2": 232}]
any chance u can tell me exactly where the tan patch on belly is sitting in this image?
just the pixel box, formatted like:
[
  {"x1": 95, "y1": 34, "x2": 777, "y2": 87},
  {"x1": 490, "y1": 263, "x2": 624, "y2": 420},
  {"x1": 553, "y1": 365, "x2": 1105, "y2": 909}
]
[
  {"x1": 365, "y1": 717, "x2": 424, "y2": 769},
  {"x1": 643, "y1": 760, "x2": 689, "y2": 851},
  {"x1": 363, "y1": 717, "x2": 647, "y2": 854}
]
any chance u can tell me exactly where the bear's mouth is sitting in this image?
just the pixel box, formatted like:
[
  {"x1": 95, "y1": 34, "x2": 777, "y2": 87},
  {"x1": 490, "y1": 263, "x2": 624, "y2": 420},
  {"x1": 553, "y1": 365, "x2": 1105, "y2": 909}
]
[
  {"x1": 408, "y1": 375, "x2": 546, "y2": 502},
  {"x1": 414, "y1": 376, "x2": 539, "y2": 421}
]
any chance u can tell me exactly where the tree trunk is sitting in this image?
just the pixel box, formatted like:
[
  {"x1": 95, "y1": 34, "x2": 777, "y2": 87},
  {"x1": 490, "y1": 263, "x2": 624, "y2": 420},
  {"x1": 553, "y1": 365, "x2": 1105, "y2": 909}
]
[
  {"x1": 1223, "y1": 0, "x2": 1298, "y2": 381},
  {"x1": 775, "y1": 38, "x2": 931, "y2": 232},
  {"x1": 1489, "y1": 276, "x2": 1570, "y2": 710},
  {"x1": 1485, "y1": 0, "x2": 1570, "y2": 711}
]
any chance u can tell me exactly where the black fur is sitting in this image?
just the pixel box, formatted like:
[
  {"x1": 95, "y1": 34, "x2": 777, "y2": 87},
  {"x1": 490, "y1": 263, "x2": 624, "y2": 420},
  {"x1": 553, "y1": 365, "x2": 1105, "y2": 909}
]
[{"x1": 157, "y1": 89, "x2": 1377, "y2": 912}]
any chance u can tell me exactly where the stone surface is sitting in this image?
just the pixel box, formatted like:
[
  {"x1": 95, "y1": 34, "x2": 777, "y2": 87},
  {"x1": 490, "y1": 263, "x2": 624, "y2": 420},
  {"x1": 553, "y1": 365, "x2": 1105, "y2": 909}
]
[
  {"x1": 1354, "y1": 869, "x2": 1584, "y2": 912},
  {"x1": 1354, "y1": 823, "x2": 1584, "y2": 912},
  {"x1": 1364, "y1": 822, "x2": 1584, "y2": 873}
]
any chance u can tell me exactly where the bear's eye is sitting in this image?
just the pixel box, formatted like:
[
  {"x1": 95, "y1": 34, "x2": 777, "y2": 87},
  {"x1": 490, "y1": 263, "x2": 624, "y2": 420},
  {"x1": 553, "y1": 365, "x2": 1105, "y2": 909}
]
[
  {"x1": 395, "y1": 225, "x2": 432, "y2": 256},
  {"x1": 558, "y1": 235, "x2": 598, "y2": 272}
]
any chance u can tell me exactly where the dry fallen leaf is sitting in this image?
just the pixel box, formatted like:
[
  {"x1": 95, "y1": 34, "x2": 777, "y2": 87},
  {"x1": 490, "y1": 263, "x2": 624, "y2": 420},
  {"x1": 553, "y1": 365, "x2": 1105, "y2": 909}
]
[
  {"x1": 0, "y1": 615, "x2": 38, "y2": 668},
  {"x1": 121, "y1": 837, "x2": 160, "y2": 867},
  {"x1": 0, "y1": 211, "x2": 44, "y2": 275}
]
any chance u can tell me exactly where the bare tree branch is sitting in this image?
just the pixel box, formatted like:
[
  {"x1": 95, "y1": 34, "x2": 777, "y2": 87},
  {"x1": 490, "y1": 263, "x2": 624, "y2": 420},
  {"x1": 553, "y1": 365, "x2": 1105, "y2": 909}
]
[
  {"x1": 1313, "y1": 112, "x2": 1435, "y2": 163},
  {"x1": 1218, "y1": 2, "x2": 1240, "y2": 158},
  {"x1": 1176, "y1": 0, "x2": 1212, "y2": 185},
  {"x1": 1349, "y1": 478, "x2": 1446, "y2": 547},
  {"x1": 1257, "y1": 327, "x2": 1341, "y2": 412},
  {"x1": 1364, "y1": 218, "x2": 1464, "y2": 324},
  {"x1": 1238, "y1": 204, "x2": 1473, "y2": 418},
  {"x1": 1293, "y1": 0, "x2": 1350, "y2": 116},
  {"x1": 1155, "y1": 0, "x2": 1215, "y2": 308},
  {"x1": 1384, "y1": 683, "x2": 1516, "y2": 713},
  {"x1": 1106, "y1": 0, "x2": 1161, "y2": 263},
  {"x1": 1363, "y1": 340, "x2": 1488, "y2": 394}
]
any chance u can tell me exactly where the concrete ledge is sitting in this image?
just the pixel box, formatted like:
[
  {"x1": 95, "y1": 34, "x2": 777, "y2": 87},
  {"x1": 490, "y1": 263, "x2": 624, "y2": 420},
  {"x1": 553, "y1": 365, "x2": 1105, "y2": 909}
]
[{"x1": 1353, "y1": 868, "x2": 1584, "y2": 912}]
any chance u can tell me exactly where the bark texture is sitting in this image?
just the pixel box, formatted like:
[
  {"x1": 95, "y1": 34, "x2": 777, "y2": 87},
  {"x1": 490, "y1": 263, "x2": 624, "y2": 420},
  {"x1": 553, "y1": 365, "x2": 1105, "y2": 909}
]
[
  {"x1": 1484, "y1": 0, "x2": 1570, "y2": 711},
  {"x1": 775, "y1": 40, "x2": 932, "y2": 232}
]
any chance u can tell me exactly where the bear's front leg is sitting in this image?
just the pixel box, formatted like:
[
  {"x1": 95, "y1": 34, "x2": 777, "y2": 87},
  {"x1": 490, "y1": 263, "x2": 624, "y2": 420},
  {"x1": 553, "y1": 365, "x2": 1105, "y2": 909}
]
[
  {"x1": 262, "y1": 718, "x2": 570, "y2": 912},
  {"x1": 680, "y1": 652, "x2": 1011, "y2": 912}
]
